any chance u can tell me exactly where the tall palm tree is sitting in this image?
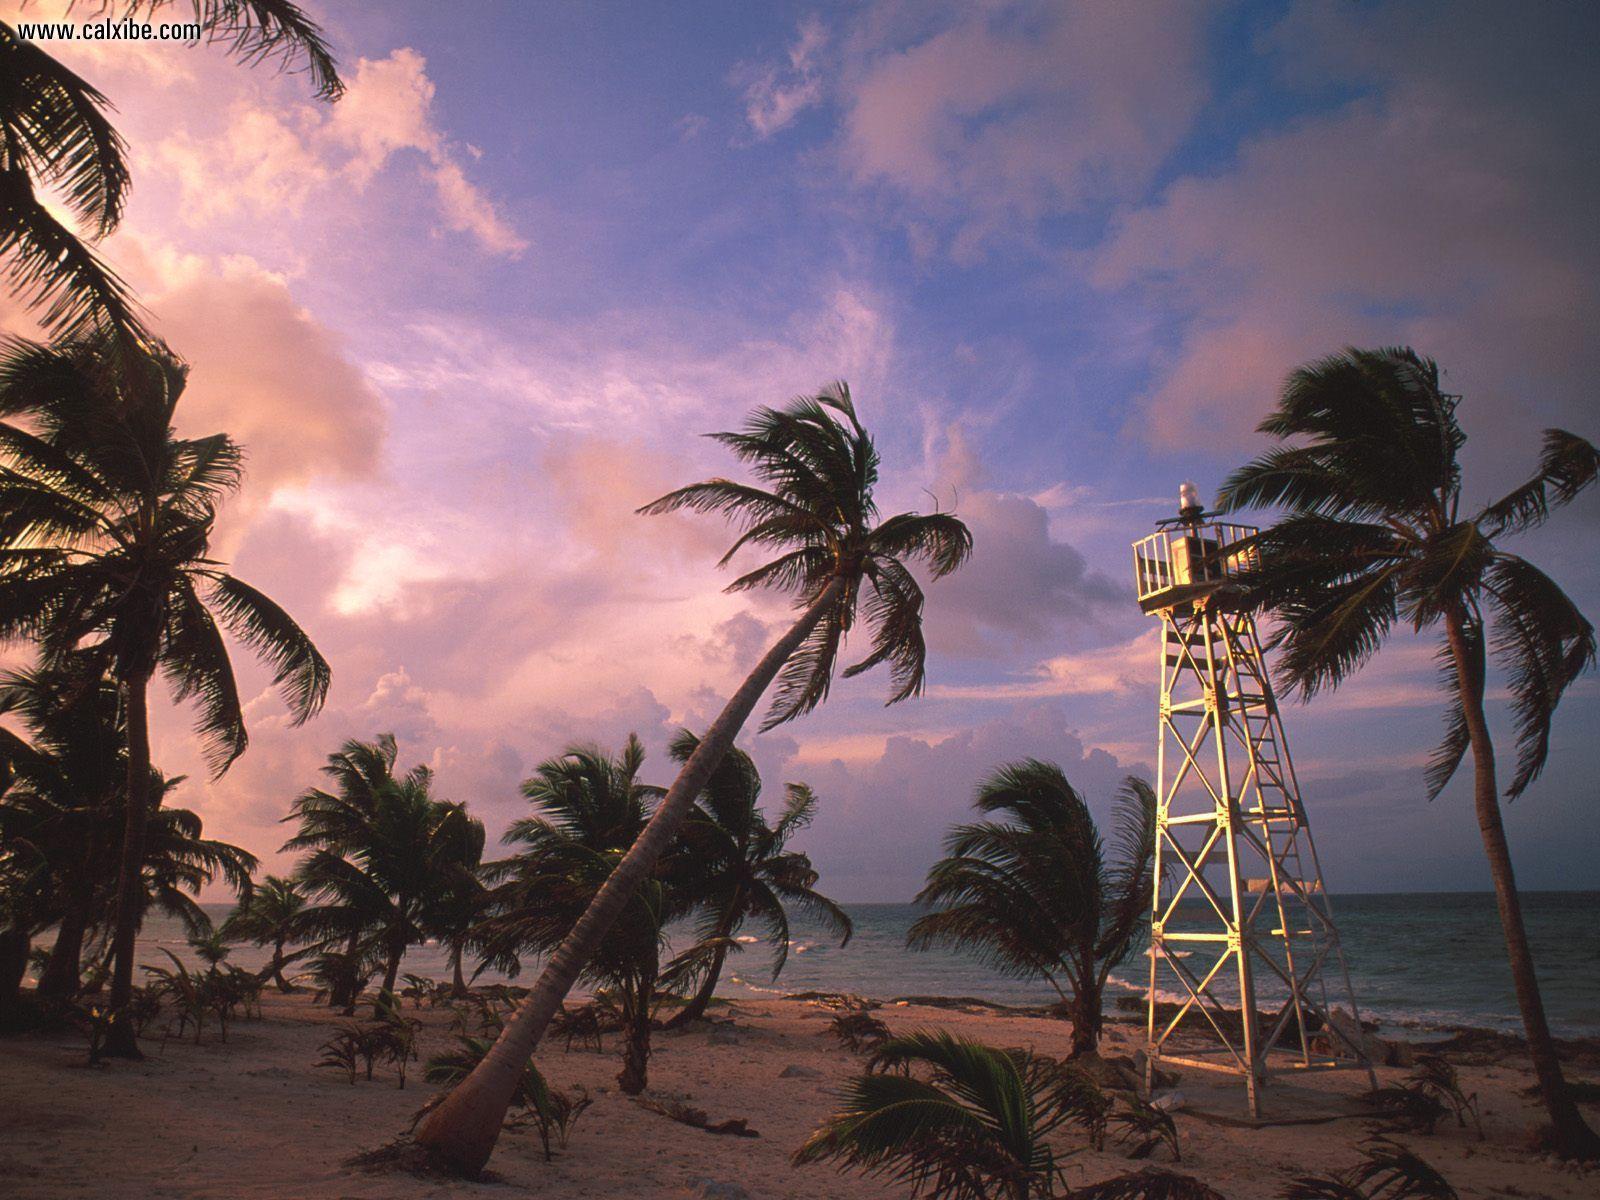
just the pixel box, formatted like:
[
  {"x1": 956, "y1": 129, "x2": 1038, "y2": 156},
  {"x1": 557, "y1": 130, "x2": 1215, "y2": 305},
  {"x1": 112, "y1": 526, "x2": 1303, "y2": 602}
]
[
  {"x1": 0, "y1": 3, "x2": 340, "y2": 358},
  {"x1": 910, "y1": 765, "x2": 1157, "y2": 1059},
  {"x1": 662, "y1": 727, "x2": 851, "y2": 1026},
  {"x1": 415, "y1": 382, "x2": 972, "y2": 1173},
  {"x1": 0, "y1": 656, "x2": 125, "y2": 1004},
  {"x1": 286, "y1": 734, "x2": 485, "y2": 1002},
  {"x1": 222, "y1": 875, "x2": 314, "y2": 993},
  {"x1": 794, "y1": 1030, "x2": 1077, "y2": 1200},
  {"x1": 476, "y1": 736, "x2": 674, "y2": 1095},
  {"x1": 1216, "y1": 346, "x2": 1599, "y2": 1159},
  {"x1": 0, "y1": 335, "x2": 330, "y2": 1056}
]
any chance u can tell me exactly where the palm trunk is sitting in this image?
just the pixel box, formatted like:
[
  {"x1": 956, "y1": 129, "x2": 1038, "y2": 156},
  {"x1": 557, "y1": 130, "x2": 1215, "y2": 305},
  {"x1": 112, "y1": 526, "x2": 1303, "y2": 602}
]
[
  {"x1": 271, "y1": 938, "x2": 293, "y2": 992},
  {"x1": 669, "y1": 938, "x2": 730, "y2": 1028},
  {"x1": 1446, "y1": 611, "x2": 1599, "y2": 1158},
  {"x1": 451, "y1": 944, "x2": 469, "y2": 999},
  {"x1": 0, "y1": 927, "x2": 29, "y2": 1025},
  {"x1": 103, "y1": 668, "x2": 153, "y2": 1059},
  {"x1": 414, "y1": 578, "x2": 845, "y2": 1173},
  {"x1": 381, "y1": 936, "x2": 405, "y2": 999},
  {"x1": 616, "y1": 965, "x2": 656, "y2": 1095},
  {"x1": 38, "y1": 902, "x2": 90, "y2": 1002}
]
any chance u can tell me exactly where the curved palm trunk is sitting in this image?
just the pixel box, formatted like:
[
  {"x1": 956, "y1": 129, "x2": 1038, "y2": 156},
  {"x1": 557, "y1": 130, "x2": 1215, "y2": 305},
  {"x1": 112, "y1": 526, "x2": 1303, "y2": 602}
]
[
  {"x1": 414, "y1": 578, "x2": 844, "y2": 1173},
  {"x1": 450, "y1": 944, "x2": 469, "y2": 999},
  {"x1": 669, "y1": 937, "x2": 731, "y2": 1028},
  {"x1": 1446, "y1": 612, "x2": 1599, "y2": 1158},
  {"x1": 103, "y1": 669, "x2": 153, "y2": 1059},
  {"x1": 38, "y1": 900, "x2": 91, "y2": 1002}
]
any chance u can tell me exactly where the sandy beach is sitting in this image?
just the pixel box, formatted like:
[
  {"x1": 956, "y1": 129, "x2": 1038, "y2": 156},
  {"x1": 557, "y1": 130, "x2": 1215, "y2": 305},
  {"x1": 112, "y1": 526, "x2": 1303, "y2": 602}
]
[{"x1": 2, "y1": 991, "x2": 1595, "y2": 1200}]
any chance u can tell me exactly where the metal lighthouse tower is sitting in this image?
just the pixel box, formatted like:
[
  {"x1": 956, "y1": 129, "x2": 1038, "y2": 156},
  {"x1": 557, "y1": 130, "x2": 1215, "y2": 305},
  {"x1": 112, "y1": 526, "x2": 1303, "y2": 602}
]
[{"x1": 1131, "y1": 484, "x2": 1375, "y2": 1115}]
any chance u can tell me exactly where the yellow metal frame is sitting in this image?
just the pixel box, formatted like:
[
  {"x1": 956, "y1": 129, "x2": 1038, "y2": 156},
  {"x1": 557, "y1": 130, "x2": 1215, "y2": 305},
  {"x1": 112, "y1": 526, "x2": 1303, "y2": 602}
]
[{"x1": 1134, "y1": 521, "x2": 1376, "y2": 1115}]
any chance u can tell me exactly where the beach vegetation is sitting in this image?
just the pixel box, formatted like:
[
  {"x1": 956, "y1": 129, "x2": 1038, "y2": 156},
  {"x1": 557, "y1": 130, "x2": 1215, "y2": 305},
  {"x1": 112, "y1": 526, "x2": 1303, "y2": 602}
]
[
  {"x1": 1219, "y1": 346, "x2": 1599, "y2": 1158},
  {"x1": 0, "y1": 335, "x2": 329, "y2": 1056},
  {"x1": 662, "y1": 727, "x2": 851, "y2": 1027},
  {"x1": 414, "y1": 383, "x2": 971, "y2": 1173},
  {"x1": 909, "y1": 766, "x2": 1157, "y2": 1058}
]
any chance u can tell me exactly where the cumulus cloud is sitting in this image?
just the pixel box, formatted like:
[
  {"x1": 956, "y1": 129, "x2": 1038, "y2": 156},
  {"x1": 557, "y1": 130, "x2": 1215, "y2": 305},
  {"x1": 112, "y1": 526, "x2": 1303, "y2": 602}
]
[
  {"x1": 835, "y1": 2, "x2": 1212, "y2": 254},
  {"x1": 781, "y1": 701, "x2": 1142, "y2": 900},
  {"x1": 1093, "y1": 2, "x2": 1600, "y2": 465},
  {"x1": 143, "y1": 47, "x2": 525, "y2": 258},
  {"x1": 137, "y1": 256, "x2": 387, "y2": 501}
]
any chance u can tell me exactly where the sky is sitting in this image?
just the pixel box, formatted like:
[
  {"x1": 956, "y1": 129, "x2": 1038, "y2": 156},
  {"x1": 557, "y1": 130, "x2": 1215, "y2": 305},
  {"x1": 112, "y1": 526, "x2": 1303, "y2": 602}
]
[{"x1": 4, "y1": 0, "x2": 1598, "y2": 901}]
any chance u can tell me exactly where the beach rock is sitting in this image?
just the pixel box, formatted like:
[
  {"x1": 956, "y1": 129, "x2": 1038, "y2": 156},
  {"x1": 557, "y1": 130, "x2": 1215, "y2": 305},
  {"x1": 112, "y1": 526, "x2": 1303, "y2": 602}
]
[
  {"x1": 686, "y1": 1179, "x2": 750, "y2": 1199},
  {"x1": 779, "y1": 1064, "x2": 821, "y2": 1079},
  {"x1": 1151, "y1": 1089, "x2": 1187, "y2": 1112},
  {"x1": 1326, "y1": 1007, "x2": 1391, "y2": 1064}
]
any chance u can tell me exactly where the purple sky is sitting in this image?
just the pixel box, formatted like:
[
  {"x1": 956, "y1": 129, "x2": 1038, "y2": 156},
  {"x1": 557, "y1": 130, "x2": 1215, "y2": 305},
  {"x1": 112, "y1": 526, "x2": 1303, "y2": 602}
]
[{"x1": 6, "y1": 1, "x2": 1597, "y2": 899}]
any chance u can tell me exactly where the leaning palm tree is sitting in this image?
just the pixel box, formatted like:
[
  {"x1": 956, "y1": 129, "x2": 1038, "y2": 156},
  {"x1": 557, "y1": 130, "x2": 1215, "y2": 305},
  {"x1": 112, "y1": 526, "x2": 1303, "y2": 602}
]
[
  {"x1": 794, "y1": 1030, "x2": 1076, "y2": 1200},
  {"x1": 476, "y1": 736, "x2": 674, "y2": 1095},
  {"x1": 222, "y1": 875, "x2": 315, "y2": 993},
  {"x1": 0, "y1": 3, "x2": 340, "y2": 359},
  {"x1": 286, "y1": 734, "x2": 485, "y2": 1002},
  {"x1": 910, "y1": 765, "x2": 1157, "y2": 1058},
  {"x1": 0, "y1": 335, "x2": 330, "y2": 1056},
  {"x1": 414, "y1": 382, "x2": 972, "y2": 1172},
  {"x1": 662, "y1": 727, "x2": 851, "y2": 1026},
  {"x1": 1216, "y1": 347, "x2": 1599, "y2": 1159}
]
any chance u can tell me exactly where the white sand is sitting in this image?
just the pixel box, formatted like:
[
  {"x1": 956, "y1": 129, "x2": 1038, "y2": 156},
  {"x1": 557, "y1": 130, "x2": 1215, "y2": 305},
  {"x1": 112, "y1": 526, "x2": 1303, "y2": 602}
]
[{"x1": 1, "y1": 992, "x2": 1595, "y2": 1199}]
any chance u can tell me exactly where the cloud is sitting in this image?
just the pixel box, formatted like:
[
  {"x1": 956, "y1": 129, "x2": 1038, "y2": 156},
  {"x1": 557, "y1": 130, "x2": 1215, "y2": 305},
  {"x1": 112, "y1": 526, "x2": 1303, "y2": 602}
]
[
  {"x1": 835, "y1": 2, "x2": 1212, "y2": 255},
  {"x1": 782, "y1": 701, "x2": 1142, "y2": 900},
  {"x1": 141, "y1": 47, "x2": 526, "y2": 258},
  {"x1": 920, "y1": 428, "x2": 1121, "y2": 659},
  {"x1": 134, "y1": 256, "x2": 387, "y2": 504},
  {"x1": 741, "y1": 14, "x2": 828, "y2": 138},
  {"x1": 1093, "y1": 2, "x2": 1600, "y2": 462}
]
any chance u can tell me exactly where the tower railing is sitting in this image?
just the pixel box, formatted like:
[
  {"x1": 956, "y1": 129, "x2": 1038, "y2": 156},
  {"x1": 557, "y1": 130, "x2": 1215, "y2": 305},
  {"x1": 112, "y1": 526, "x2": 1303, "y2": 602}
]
[{"x1": 1132, "y1": 520, "x2": 1260, "y2": 607}]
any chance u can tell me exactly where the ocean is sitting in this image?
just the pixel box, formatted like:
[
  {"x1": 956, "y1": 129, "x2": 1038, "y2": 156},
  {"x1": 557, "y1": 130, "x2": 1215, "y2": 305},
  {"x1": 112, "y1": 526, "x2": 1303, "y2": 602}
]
[{"x1": 119, "y1": 891, "x2": 1597, "y2": 1038}]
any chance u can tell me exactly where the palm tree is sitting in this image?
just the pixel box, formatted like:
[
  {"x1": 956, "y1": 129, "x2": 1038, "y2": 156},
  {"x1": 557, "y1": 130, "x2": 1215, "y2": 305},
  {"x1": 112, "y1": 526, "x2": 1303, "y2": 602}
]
[
  {"x1": 222, "y1": 875, "x2": 314, "y2": 993},
  {"x1": 414, "y1": 382, "x2": 972, "y2": 1172},
  {"x1": 476, "y1": 736, "x2": 674, "y2": 1095},
  {"x1": 0, "y1": 335, "x2": 330, "y2": 1056},
  {"x1": 909, "y1": 765, "x2": 1157, "y2": 1059},
  {"x1": 794, "y1": 1030, "x2": 1077, "y2": 1200},
  {"x1": 0, "y1": 656, "x2": 125, "y2": 1005},
  {"x1": 1216, "y1": 346, "x2": 1599, "y2": 1159},
  {"x1": 286, "y1": 734, "x2": 485, "y2": 1003},
  {"x1": 662, "y1": 727, "x2": 851, "y2": 1026},
  {"x1": 0, "y1": 3, "x2": 340, "y2": 358}
]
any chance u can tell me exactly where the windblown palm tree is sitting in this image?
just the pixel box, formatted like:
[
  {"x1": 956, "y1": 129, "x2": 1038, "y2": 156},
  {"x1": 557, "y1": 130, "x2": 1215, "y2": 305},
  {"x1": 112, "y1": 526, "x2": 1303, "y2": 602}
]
[
  {"x1": 662, "y1": 727, "x2": 850, "y2": 1026},
  {"x1": 476, "y1": 736, "x2": 674, "y2": 1094},
  {"x1": 910, "y1": 765, "x2": 1157, "y2": 1058},
  {"x1": 415, "y1": 381, "x2": 971, "y2": 1173},
  {"x1": 1217, "y1": 346, "x2": 1599, "y2": 1159},
  {"x1": 0, "y1": 3, "x2": 340, "y2": 357},
  {"x1": 223, "y1": 875, "x2": 314, "y2": 993},
  {"x1": 0, "y1": 335, "x2": 330, "y2": 1056},
  {"x1": 794, "y1": 1030, "x2": 1078, "y2": 1200},
  {"x1": 286, "y1": 734, "x2": 485, "y2": 1004}
]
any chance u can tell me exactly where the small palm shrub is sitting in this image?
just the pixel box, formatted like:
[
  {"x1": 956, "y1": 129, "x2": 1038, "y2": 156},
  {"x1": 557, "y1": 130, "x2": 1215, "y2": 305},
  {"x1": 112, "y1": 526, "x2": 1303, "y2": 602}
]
[
  {"x1": 1110, "y1": 1095, "x2": 1180, "y2": 1162},
  {"x1": 1366, "y1": 1055, "x2": 1482, "y2": 1139},
  {"x1": 1284, "y1": 1137, "x2": 1457, "y2": 1200},
  {"x1": 795, "y1": 1031, "x2": 1083, "y2": 1200},
  {"x1": 831, "y1": 1012, "x2": 892, "y2": 1054},
  {"x1": 317, "y1": 1022, "x2": 364, "y2": 1085}
]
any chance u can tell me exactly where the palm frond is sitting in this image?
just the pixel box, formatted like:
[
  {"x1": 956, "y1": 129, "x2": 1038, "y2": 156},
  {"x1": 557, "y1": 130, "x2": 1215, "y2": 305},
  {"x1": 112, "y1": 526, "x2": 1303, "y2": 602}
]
[{"x1": 1478, "y1": 430, "x2": 1600, "y2": 535}]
